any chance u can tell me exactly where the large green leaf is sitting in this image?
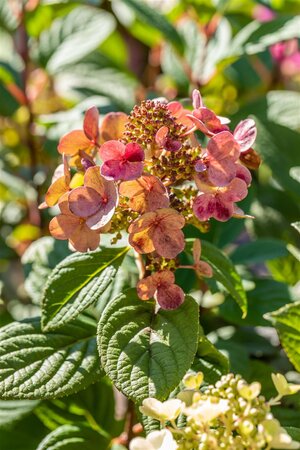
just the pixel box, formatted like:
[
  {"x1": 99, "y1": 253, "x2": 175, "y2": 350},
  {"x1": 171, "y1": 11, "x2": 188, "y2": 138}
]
[
  {"x1": 34, "y1": 6, "x2": 116, "y2": 74},
  {"x1": 0, "y1": 316, "x2": 101, "y2": 400},
  {"x1": 230, "y1": 239, "x2": 288, "y2": 265},
  {"x1": 193, "y1": 326, "x2": 229, "y2": 384},
  {"x1": 186, "y1": 239, "x2": 247, "y2": 316},
  {"x1": 266, "y1": 301, "x2": 300, "y2": 371},
  {"x1": 22, "y1": 237, "x2": 70, "y2": 304},
  {"x1": 36, "y1": 424, "x2": 108, "y2": 450},
  {"x1": 254, "y1": 118, "x2": 300, "y2": 199},
  {"x1": 230, "y1": 16, "x2": 300, "y2": 56},
  {"x1": 98, "y1": 289, "x2": 199, "y2": 403},
  {"x1": 42, "y1": 246, "x2": 129, "y2": 332},
  {"x1": 0, "y1": 415, "x2": 46, "y2": 450},
  {"x1": 0, "y1": 399, "x2": 39, "y2": 429},
  {"x1": 121, "y1": 0, "x2": 184, "y2": 52},
  {"x1": 219, "y1": 279, "x2": 292, "y2": 327}
]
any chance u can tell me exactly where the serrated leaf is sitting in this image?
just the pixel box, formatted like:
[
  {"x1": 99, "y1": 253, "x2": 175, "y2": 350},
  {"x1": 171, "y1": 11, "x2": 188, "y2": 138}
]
[
  {"x1": 186, "y1": 239, "x2": 247, "y2": 317},
  {"x1": 0, "y1": 316, "x2": 101, "y2": 400},
  {"x1": 42, "y1": 246, "x2": 129, "y2": 332},
  {"x1": 0, "y1": 399, "x2": 39, "y2": 430},
  {"x1": 34, "y1": 6, "x2": 116, "y2": 74},
  {"x1": 266, "y1": 301, "x2": 300, "y2": 371},
  {"x1": 36, "y1": 424, "x2": 108, "y2": 450},
  {"x1": 121, "y1": 0, "x2": 184, "y2": 52},
  {"x1": 98, "y1": 289, "x2": 199, "y2": 403}
]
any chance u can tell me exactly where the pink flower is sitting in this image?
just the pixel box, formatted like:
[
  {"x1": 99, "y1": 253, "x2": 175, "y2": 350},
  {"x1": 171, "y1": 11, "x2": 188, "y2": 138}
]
[
  {"x1": 155, "y1": 126, "x2": 182, "y2": 151},
  {"x1": 186, "y1": 90, "x2": 230, "y2": 137},
  {"x1": 198, "y1": 131, "x2": 240, "y2": 187},
  {"x1": 67, "y1": 166, "x2": 118, "y2": 230},
  {"x1": 137, "y1": 270, "x2": 185, "y2": 310},
  {"x1": 99, "y1": 140, "x2": 144, "y2": 181},
  {"x1": 233, "y1": 119, "x2": 257, "y2": 152},
  {"x1": 193, "y1": 177, "x2": 248, "y2": 222},
  {"x1": 252, "y1": 5, "x2": 276, "y2": 22}
]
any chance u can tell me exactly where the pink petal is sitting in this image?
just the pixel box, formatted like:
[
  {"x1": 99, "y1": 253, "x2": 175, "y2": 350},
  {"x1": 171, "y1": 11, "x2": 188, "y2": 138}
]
[
  {"x1": 68, "y1": 186, "x2": 103, "y2": 218},
  {"x1": 69, "y1": 223, "x2": 100, "y2": 252},
  {"x1": 221, "y1": 178, "x2": 248, "y2": 203},
  {"x1": 124, "y1": 143, "x2": 144, "y2": 162},
  {"x1": 207, "y1": 131, "x2": 240, "y2": 160},
  {"x1": 207, "y1": 157, "x2": 237, "y2": 187},
  {"x1": 235, "y1": 164, "x2": 252, "y2": 186},
  {"x1": 193, "y1": 193, "x2": 217, "y2": 222},
  {"x1": 186, "y1": 114, "x2": 212, "y2": 136},
  {"x1": 156, "y1": 284, "x2": 185, "y2": 310},
  {"x1": 234, "y1": 119, "x2": 257, "y2": 152},
  {"x1": 83, "y1": 106, "x2": 99, "y2": 142},
  {"x1": 101, "y1": 160, "x2": 123, "y2": 181},
  {"x1": 213, "y1": 197, "x2": 234, "y2": 221},
  {"x1": 197, "y1": 261, "x2": 213, "y2": 278},
  {"x1": 155, "y1": 126, "x2": 168, "y2": 146},
  {"x1": 192, "y1": 89, "x2": 203, "y2": 109},
  {"x1": 152, "y1": 226, "x2": 185, "y2": 259},
  {"x1": 99, "y1": 140, "x2": 125, "y2": 162}
]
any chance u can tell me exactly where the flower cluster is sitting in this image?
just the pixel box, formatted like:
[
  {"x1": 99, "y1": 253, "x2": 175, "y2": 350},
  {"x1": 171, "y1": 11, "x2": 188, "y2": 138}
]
[
  {"x1": 130, "y1": 372, "x2": 300, "y2": 450},
  {"x1": 42, "y1": 91, "x2": 260, "y2": 309}
]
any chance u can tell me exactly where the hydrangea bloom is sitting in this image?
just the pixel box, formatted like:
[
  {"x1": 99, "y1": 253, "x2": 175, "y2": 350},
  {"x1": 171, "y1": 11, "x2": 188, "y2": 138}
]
[{"x1": 43, "y1": 91, "x2": 260, "y2": 310}]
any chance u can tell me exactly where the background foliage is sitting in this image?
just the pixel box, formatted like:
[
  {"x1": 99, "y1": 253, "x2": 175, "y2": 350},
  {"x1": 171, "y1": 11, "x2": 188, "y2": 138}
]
[{"x1": 0, "y1": 0, "x2": 299, "y2": 448}]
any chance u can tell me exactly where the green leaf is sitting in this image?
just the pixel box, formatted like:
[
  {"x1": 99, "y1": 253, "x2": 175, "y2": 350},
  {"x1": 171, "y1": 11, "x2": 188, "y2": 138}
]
[
  {"x1": 285, "y1": 427, "x2": 300, "y2": 442},
  {"x1": 254, "y1": 118, "x2": 300, "y2": 199},
  {"x1": 0, "y1": 415, "x2": 46, "y2": 450},
  {"x1": 230, "y1": 16, "x2": 300, "y2": 56},
  {"x1": 121, "y1": 0, "x2": 184, "y2": 52},
  {"x1": 266, "y1": 301, "x2": 300, "y2": 371},
  {"x1": 219, "y1": 279, "x2": 293, "y2": 327},
  {"x1": 36, "y1": 424, "x2": 108, "y2": 450},
  {"x1": 0, "y1": 399, "x2": 39, "y2": 429},
  {"x1": 193, "y1": 326, "x2": 229, "y2": 384},
  {"x1": 187, "y1": 239, "x2": 247, "y2": 317},
  {"x1": 42, "y1": 246, "x2": 129, "y2": 332},
  {"x1": 34, "y1": 6, "x2": 116, "y2": 74},
  {"x1": 22, "y1": 237, "x2": 70, "y2": 304},
  {"x1": 230, "y1": 239, "x2": 289, "y2": 265},
  {"x1": 0, "y1": 316, "x2": 101, "y2": 400},
  {"x1": 98, "y1": 289, "x2": 199, "y2": 403}
]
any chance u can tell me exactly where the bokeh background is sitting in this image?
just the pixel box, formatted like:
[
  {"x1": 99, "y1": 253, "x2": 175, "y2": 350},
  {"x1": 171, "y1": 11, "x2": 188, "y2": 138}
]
[{"x1": 0, "y1": 1, "x2": 300, "y2": 448}]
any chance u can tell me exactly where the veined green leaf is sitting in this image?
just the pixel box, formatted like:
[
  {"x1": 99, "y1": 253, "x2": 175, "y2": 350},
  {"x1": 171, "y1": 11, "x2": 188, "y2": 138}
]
[
  {"x1": 121, "y1": 0, "x2": 184, "y2": 52},
  {"x1": 42, "y1": 246, "x2": 129, "y2": 332},
  {"x1": 265, "y1": 301, "x2": 300, "y2": 371},
  {"x1": 97, "y1": 289, "x2": 199, "y2": 403},
  {"x1": 34, "y1": 6, "x2": 116, "y2": 73},
  {"x1": 0, "y1": 316, "x2": 101, "y2": 400},
  {"x1": 0, "y1": 400, "x2": 39, "y2": 430},
  {"x1": 36, "y1": 424, "x2": 109, "y2": 450},
  {"x1": 186, "y1": 239, "x2": 247, "y2": 317}
]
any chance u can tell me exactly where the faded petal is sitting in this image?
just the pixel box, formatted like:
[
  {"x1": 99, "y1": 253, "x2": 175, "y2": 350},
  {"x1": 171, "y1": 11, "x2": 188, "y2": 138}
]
[
  {"x1": 45, "y1": 176, "x2": 69, "y2": 207},
  {"x1": 153, "y1": 226, "x2": 185, "y2": 259},
  {"x1": 100, "y1": 111, "x2": 128, "y2": 143},
  {"x1": 207, "y1": 131, "x2": 240, "y2": 161},
  {"x1": 235, "y1": 164, "x2": 252, "y2": 186},
  {"x1": 156, "y1": 283, "x2": 184, "y2": 310},
  {"x1": 58, "y1": 130, "x2": 92, "y2": 156},
  {"x1": 68, "y1": 222, "x2": 100, "y2": 252},
  {"x1": 196, "y1": 261, "x2": 213, "y2": 278},
  {"x1": 83, "y1": 106, "x2": 99, "y2": 142},
  {"x1": 221, "y1": 178, "x2": 248, "y2": 203},
  {"x1": 49, "y1": 214, "x2": 81, "y2": 240},
  {"x1": 68, "y1": 186, "x2": 103, "y2": 218},
  {"x1": 137, "y1": 275, "x2": 157, "y2": 300},
  {"x1": 234, "y1": 118, "x2": 257, "y2": 152},
  {"x1": 119, "y1": 174, "x2": 169, "y2": 213},
  {"x1": 207, "y1": 157, "x2": 237, "y2": 187},
  {"x1": 239, "y1": 147, "x2": 261, "y2": 170}
]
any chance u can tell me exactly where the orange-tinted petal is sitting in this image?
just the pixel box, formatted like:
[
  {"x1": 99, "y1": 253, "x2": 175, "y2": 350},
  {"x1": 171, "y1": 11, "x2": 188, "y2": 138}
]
[
  {"x1": 128, "y1": 226, "x2": 155, "y2": 254},
  {"x1": 58, "y1": 130, "x2": 92, "y2": 156},
  {"x1": 49, "y1": 214, "x2": 81, "y2": 240},
  {"x1": 69, "y1": 222, "x2": 100, "y2": 252},
  {"x1": 83, "y1": 106, "x2": 99, "y2": 142},
  {"x1": 192, "y1": 239, "x2": 202, "y2": 264},
  {"x1": 152, "y1": 225, "x2": 185, "y2": 259},
  {"x1": 100, "y1": 112, "x2": 128, "y2": 143},
  {"x1": 45, "y1": 176, "x2": 69, "y2": 207},
  {"x1": 137, "y1": 275, "x2": 157, "y2": 300}
]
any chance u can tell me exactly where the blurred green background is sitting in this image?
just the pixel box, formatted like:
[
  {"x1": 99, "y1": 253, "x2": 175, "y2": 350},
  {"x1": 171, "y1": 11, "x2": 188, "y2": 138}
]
[{"x1": 0, "y1": 0, "x2": 300, "y2": 448}]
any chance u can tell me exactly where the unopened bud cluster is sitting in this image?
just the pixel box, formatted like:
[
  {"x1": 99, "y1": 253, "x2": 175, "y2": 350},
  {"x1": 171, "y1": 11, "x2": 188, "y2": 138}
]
[{"x1": 130, "y1": 372, "x2": 300, "y2": 450}]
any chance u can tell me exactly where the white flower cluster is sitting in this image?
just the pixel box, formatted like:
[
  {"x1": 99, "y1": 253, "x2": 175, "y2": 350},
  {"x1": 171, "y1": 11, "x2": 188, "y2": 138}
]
[{"x1": 130, "y1": 372, "x2": 300, "y2": 450}]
